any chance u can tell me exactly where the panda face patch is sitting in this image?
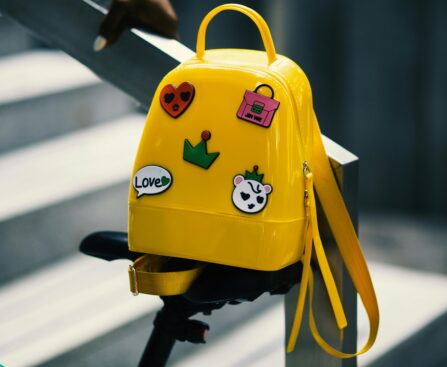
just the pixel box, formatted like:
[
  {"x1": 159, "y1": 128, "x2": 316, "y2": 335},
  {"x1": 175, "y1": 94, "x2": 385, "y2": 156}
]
[{"x1": 232, "y1": 175, "x2": 272, "y2": 214}]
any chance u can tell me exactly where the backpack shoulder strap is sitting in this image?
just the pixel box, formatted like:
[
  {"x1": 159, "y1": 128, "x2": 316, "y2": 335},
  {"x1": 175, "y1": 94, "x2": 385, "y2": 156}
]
[{"x1": 310, "y1": 111, "x2": 379, "y2": 357}]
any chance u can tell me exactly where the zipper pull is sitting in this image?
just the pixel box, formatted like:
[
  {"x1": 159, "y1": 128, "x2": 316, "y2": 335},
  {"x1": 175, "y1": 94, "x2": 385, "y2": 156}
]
[{"x1": 303, "y1": 161, "x2": 312, "y2": 208}]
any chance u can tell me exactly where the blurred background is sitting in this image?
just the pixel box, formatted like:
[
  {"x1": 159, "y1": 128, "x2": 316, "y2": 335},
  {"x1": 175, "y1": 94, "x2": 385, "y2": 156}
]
[
  {"x1": 172, "y1": 0, "x2": 447, "y2": 275},
  {"x1": 0, "y1": 0, "x2": 446, "y2": 366}
]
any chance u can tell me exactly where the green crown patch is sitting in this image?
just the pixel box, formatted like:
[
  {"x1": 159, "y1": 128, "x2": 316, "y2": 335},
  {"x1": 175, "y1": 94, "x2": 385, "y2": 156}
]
[{"x1": 183, "y1": 130, "x2": 220, "y2": 169}]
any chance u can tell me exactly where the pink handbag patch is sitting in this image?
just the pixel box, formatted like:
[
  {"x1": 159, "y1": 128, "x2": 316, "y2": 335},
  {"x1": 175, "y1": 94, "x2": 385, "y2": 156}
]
[{"x1": 237, "y1": 84, "x2": 279, "y2": 128}]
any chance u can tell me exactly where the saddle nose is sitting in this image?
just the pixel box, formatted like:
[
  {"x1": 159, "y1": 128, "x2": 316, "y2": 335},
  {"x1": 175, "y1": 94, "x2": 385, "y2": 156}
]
[{"x1": 79, "y1": 231, "x2": 142, "y2": 262}]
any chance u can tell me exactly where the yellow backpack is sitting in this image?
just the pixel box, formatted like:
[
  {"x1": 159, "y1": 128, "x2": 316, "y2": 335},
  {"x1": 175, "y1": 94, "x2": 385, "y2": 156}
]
[{"x1": 127, "y1": 3, "x2": 378, "y2": 357}]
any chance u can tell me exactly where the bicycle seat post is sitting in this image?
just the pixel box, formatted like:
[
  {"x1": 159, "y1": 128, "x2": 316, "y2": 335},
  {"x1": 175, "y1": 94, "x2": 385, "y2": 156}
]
[
  {"x1": 138, "y1": 295, "x2": 223, "y2": 367},
  {"x1": 138, "y1": 306, "x2": 177, "y2": 367}
]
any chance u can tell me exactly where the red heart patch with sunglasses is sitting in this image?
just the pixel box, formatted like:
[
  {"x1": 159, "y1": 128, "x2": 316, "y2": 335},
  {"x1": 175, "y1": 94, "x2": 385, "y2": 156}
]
[{"x1": 160, "y1": 82, "x2": 195, "y2": 118}]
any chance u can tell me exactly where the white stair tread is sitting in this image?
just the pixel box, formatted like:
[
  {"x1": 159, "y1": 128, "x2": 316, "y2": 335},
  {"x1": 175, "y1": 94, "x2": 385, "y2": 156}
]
[
  {"x1": 176, "y1": 301, "x2": 285, "y2": 367},
  {"x1": 175, "y1": 262, "x2": 447, "y2": 366},
  {"x1": 0, "y1": 259, "x2": 445, "y2": 366},
  {"x1": 358, "y1": 263, "x2": 447, "y2": 365},
  {"x1": 0, "y1": 254, "x2": 162, "y2": 367},
  {"x1": 0, "y1": 50, "x2": 100, "y2": 104},
  {"x1": 0, "y1": 113, "x2": 145, "y2": 221}
]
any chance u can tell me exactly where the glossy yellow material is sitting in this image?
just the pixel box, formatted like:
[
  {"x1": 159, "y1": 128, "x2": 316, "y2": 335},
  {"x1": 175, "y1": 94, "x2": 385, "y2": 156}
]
[
  {"x1": 306, "y1": 118, "x2": 379, "y2": 357},
  {"x1": 196, "y1": 3, "x2": 277, "y2": 65},
  {"x1": 128, "y1": 255, "x2": 205, "y2": 296},
  {"x1": 128, "y1": 7, "x2": 314, "y2": 271},
  {"x1": 128, "y1": 4, "x2": 379, "y2": 358}
]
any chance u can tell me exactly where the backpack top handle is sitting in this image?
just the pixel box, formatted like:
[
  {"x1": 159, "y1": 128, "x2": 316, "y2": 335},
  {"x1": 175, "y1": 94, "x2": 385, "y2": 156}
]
[{"x1": 196, "y1": 3, "x2": 278, "y2": 65}]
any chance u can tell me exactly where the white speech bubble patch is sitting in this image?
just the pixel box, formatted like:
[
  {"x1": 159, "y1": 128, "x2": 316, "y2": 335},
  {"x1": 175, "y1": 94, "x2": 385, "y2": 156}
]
[{"x1": 133, "y1": 165, "x2": 172, "y2": 197}]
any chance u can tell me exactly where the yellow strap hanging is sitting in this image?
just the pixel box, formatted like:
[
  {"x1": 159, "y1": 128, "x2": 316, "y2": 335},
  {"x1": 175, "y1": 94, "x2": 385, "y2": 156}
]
[
  {"x1": 286, "y1": 209, "x2": 313, "y2": 351},
  {"x1": 287, "y1": 170, "x2": 347, "y2": 353},
  {"x1": 287, "y1": 111, "x2": 379, "y2": 356},
  {"x1": 306, "y1": 111, "x2": 379, "y2": 357},
  {"x1": 306, "y1": 170, "x2": 348, "y2": 331}
]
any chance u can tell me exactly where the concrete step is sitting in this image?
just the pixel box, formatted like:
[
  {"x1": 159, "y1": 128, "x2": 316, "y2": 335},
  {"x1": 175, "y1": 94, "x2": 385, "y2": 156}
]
[
  {"x1": 0, "y1": 113, "x2": 145, "y2": 284},
  {"x1": 172, "y1": 263, "x2": 447, "y2": 367},
  {"x1": 0, "y1": 252, "x2": 280, "y2": 367},
  {"x1": 0, "y1": 254, "x2": 162, "y2": 367},
  {"x1": 1, "y1": 260, "x2": 445, "y2": 367},
  {"x1": 0, "y1": 50, "x2": 137, "y2": 153},
  {"x1": 358, "y1": 263, "x2": 447, "y2": 366},
  {"x1": 0, "y1": 16, "x2": 38, "y2": 56}
]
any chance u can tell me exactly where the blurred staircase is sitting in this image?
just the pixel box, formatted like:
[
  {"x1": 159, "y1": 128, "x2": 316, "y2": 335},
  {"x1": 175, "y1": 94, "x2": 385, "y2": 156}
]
[
  {"x1": 0, "y1": 11, "x2": 446, "y2": 367},
  {"x1": 0, "y1": 15, "x2": 151, "y2": 365},
  {"x1": 0, "y1": 15, "x2": 282, "y2": 367},
  {"x1": 0, "y1": 16, "x2": 143, "y2": 285}
]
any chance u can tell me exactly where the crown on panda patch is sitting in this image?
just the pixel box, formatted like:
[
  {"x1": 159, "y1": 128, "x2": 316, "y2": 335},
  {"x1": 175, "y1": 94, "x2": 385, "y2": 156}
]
[{"x1": 245, "y1": 165, "x2": 264, "y2": 183}]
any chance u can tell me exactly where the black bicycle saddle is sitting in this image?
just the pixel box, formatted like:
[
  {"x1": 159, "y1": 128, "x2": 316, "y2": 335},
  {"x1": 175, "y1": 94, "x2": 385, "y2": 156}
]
[{"x1": 79, "y1": 231, "x2": 302, "y2": 303}]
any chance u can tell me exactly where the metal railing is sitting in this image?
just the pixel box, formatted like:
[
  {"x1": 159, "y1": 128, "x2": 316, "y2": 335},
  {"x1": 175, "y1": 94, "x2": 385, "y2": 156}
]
[
  {"x1": 0, "y1": 1, "x2": 358, "y2": 365},
  {"x1": 0, "y1": 0, "x2": 193, "y2": 108}
]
